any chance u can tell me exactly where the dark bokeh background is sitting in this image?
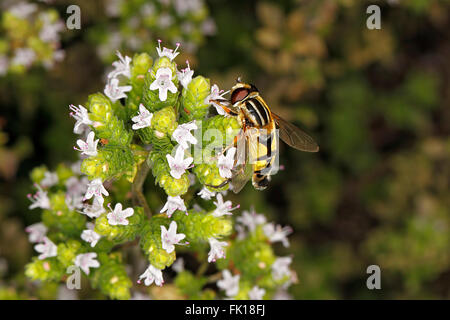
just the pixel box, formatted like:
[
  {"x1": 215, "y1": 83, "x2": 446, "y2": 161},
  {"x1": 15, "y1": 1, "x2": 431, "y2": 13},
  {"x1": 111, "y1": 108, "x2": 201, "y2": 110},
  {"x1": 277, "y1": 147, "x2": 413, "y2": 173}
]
[{"x1": 1, "y1": 0, "x2": 449, "y2": 299}]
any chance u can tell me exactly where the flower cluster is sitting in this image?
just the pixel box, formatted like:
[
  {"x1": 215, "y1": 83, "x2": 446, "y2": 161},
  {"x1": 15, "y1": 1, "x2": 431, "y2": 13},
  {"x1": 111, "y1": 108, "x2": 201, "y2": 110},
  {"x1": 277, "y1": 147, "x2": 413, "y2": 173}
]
[
  {"x1": 96, "y1": 0, "x2": 216, "y2": 63},
  {"x1": 0, "y1": 1, "x2": 64, "y2": 75},
  {"x1": 25, "y1": 43, "x2": 293, "y2": 300}
]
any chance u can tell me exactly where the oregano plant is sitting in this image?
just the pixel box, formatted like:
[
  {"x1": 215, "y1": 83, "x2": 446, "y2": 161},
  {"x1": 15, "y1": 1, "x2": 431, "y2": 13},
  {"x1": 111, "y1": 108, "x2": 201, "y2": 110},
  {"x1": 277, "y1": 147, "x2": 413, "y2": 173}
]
[{"x1": 24, "y1": 42, "x2": 295, "y2": 300}]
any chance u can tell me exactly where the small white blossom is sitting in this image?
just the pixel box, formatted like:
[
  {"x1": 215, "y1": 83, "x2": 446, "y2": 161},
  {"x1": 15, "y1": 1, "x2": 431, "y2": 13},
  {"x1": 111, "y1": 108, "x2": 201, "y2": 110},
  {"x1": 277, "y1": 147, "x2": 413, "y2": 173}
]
[
  {"x1": 212, "y1": 194, "x2": 239, "y2": 217},
  {"x1": 207, "y1": 237, "x2": 228, "y2": 263},
  {"x1": 172, "y1": 257, "x2": 184, "y2": 273},
  {"x1": 138, "y1": 264, "x2": 164, "y2": 287},
  {"x1": 25, "y1": 223, "x2": 48, "y2": 243},
  {"x1": 271, "y1": 256, "x2": 292, "y2": 281},
  {"x1": 65, "y1": 176, "x2": 89, "y2": 197},
  {"x1": 166, "y1": 146, "x2": 193, "y2": 179},
  {"x1": 9, "y1": 2, "x2": 37, "y2": 19},
  {"x1": 205, "y1": 84, "x2": 229, "y2": 115},
  {"x1": 217, "y1": 147, "x2": 236, "y2": 179},
  {"x1": 160, "y1": 221, "x2": 187, "y2": 254},
  {"x1": 248, "y1": 286, "x2": 265, "y2": 300},
  {"x1": 74, "y1": 131, "x2": 98, "y2": 157},
  {"x1": 131, "y1": 104, "x2": 153, "y2": 130},
  {"x1": 81, "y1": 223, "x2": 101, "y2": 247},
  {"x1": 34, "y1": 237, "x2": 57, "y2": 260},
  {"x1": 263, "y1": 223, "x2": 292, "y2": 247},
  {"x1": 197, "y1": 187, "x2": 216, "y2": 200},
  {"x1": 172, "y1": 120, "x2": 197, "y2": 149},
  {"x1": 176, "y1": 60, "x2": 194, "y2": 88},
  {"x1": 217, "y1": 270, "x2": 240, "y2": 297},
  {"x1": 156, "y1": 40, "x2": 180, "y2": 61},
  {"x1": 74, "y1": 252, "x2": 100, "y2": 275},
  {"x1": 104, "y1": 78, "x2": 132, "y2": 102},
  {"x1": 107, "y1": 203, "x2": 134, "y2": 226},
  {"x1": 273, "y1": 288, "x2": 293, "y2": 300},
  {"x1": 108, "y1": 51, "x2": 132, "y2": 79},
  {"x1": 160, "y1": 195, "x2": 187, "y2": 218},
  {"x1": 149, "y1": 67, "x2": 177, "y2": 101},
  {"x1": 69, "y1": 104, "x2": 93, "y2": 134},
  {"x1": 84, "y1": 178, "x2": 109, "y2": 203},
  {"x1": 236, "y1": 208, "x2": 267, "y2": 232},
  {"x1": 81, "y1": 197, "x2": 105, "y2": 218},
  {"x1": 39, "y1": 14, "x2": 64, "y2": 43},
  {"x1": 65, "y1": 194, "x2": 84, "y2": 211},
  {"x1": 40, "y1": 171, "x2": 58, "y2": 188},
  {"x1": 28, "y1": 184, "x2": 51, "y2": 210},
  {"x1": 12, "y1": 48, "x2": 36, "y2": 68}
]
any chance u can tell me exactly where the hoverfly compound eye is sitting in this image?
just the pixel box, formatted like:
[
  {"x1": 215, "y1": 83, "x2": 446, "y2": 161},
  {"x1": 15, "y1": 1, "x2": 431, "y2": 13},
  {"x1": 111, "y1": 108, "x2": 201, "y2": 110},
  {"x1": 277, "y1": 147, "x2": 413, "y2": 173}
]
[{"x1": 231, "y1": 87, "x2": 249, "y2": 104}]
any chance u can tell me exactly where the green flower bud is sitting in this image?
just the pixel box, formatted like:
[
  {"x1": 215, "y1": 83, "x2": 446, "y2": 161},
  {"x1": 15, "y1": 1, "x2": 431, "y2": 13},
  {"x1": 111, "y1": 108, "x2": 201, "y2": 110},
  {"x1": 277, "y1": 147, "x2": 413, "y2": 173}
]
[
  {"x1": 30, "y1": 165, "x2": 48, "y2": 185},
  {"x1": 25, "y1": 258, "x2": 64, "y2": 282},
  {"x1": 56, "y1": 240, "x2": 82, "y2": 268},
  {"x1": 174, "y1": 270, "x2": 208, "y2": 299},
  {"x1": 41, "y1": 192, "x2": 86, "y2": 237},
  {"x1": 80, "y1": 144, "x2": 135, "y2": 181},
  {"x1": 55, "y1": 163, "x2": 74, "y2": 184},
  {"x1": 172, "y1": 210, "x2": 232, "y2": 242},
  {"x1": 151, "y1": 106, "x2": 178, "y2": 136},
  {"x1": 94, "y1": 207, "x2": 145, "y2": 243},
  {"x1": 193, "y1": 163, "x2": 229, "y2": 192},
  {"x1": 90, "y1": 253, "x2": 132, "y2": 300},
  {"x1": 181, "y1": 76, "x2": 211, "y2": 121},
  {"x1": 139, "y1": 217, "x2": 176, "y2": 269}
]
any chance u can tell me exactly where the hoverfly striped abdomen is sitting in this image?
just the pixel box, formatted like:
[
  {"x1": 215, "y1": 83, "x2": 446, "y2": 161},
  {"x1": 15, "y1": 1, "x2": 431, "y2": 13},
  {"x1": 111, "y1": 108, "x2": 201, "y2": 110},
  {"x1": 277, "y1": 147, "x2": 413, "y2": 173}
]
[{"x1": 243, "y1": 97, "x2": 271, "y2": 128}]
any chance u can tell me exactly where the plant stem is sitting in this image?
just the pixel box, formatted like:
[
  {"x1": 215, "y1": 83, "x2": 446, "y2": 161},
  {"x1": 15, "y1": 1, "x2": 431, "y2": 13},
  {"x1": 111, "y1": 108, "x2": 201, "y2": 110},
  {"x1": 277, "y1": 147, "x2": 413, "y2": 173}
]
[{"x1": 132, "y1": 160, "x2": 152, "y2": 218}]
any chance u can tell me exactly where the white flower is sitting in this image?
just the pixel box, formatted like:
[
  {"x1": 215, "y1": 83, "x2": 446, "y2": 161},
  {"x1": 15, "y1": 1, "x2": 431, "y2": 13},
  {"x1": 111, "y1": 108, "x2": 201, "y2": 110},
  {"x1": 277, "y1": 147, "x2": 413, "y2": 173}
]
[
  {"x1": 40, "y1": 171, "x2": 58, "y2": 188},
  {"x1": 217, "y1": 147, "x2": 236, "y2": 179},
  {"x1": 69, "y1": 104, "x2": 93, "y2": 134},
  {"x1": 172, "y1": 121, "x2": 197, "y2": 149},
  {"x1": 273, "y1": 288, "x2": 293, "y2": 300},
  {"x1": 138, "y1": 264, "x2": 164, "y2": 286},
  {"x1": 263, "y1": 223, "x2": 292, "y2": 247},
  {"x1": 236, "y1": 208, "x2": 267, "y2": 232},
  {"x1": 9, "y1": 2, "x2": 37, "y2": 19},
  {"x1": 160, "y1": 221, "x2": 187, "y2": 254},
  {"x1": 149, "y1": 67, "x2": 178, "y2": 102},
  {"x1": 205, "y1": 84, "x2": 229, "y2": 115},
  {"x1": 271, "y1": 257, "x2": 292, "y2": 281},
  {"x1": 12, "y1": 48, "x2": 36, "y2": 68},
  {"x1": 217, "y1": 270, "x2": 240, "y2": 297},
  {"x1": 81, "y1": 197, "x2": 105, "y2": 218},
  {"x1": 39, "y1": 14, "x2": 64, "y2": 43},
  {"x1": 160, "y1": 195, "x2": 187, "y2": 218},
  {"x1": 248, "y1": 286, "x2": 265, "y2": 300},
  {"x1": 84, "y1": 178, "x2": 109, "y2": 202},
  {"x1": 104, "y1": 78, "x2": 132, "y2": 102},
  {"x1": 34, "y1": 237, "x2": 57, "y2": 260},
  {"x1": 166, "y1": 146, "x2": 193, "y2": 179},
  {"x1": 74, "y1": 252, "x2": 100, "y2": 275},
  {"x1": 28, "y1": 184, "x2": 51, "y2": 210},
  {"x1": 108, "y1": 51, "x2": 132, "y2": 79},
  {"x1": 25, "y1": 223, "x2": 48, "y2": 243},
  {"x1": 81, "y1": 223, "x2": 101, "y2": 247},
  {"x1": 131, "y1": 104, "x2": 153, "y2": 130},
  {"x1": 107, "y1": 203, "x2": 134, "y2": 226},
  {"x1": 207, "y1": 237, "x2": 228, "y2": 263},
  {"x1": 172, "y1": 257, "x2": 184, "y2": 273},
  {"x1": 197, "y1": 187, "x2": 216, "y2": 200},
  {"x1": 65, "y1": 194, "x2": 84, "y2": 211},
  {"x1": 176, "y1": 60, "x2": 194, "y2": 88},
  {"x1": 65, "y1": 176, "x2": 89, "y2": 197},
  {"x1": 156, "y1": 40, "x2": 180, "y2": 61},
  {"x1": 74, "y1": 131, "x2": 99, "y2": 157},
  {"x1": 212, "y1": 194, "x2": 239, "y2": 217}
]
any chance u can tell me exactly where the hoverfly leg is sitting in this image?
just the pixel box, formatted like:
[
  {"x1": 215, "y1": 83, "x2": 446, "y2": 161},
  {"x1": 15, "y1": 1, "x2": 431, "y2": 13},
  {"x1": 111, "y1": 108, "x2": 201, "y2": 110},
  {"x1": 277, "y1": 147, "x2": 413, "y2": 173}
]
[{"x1": 205, "y1": 179, "x2": 230, "y2": 189}]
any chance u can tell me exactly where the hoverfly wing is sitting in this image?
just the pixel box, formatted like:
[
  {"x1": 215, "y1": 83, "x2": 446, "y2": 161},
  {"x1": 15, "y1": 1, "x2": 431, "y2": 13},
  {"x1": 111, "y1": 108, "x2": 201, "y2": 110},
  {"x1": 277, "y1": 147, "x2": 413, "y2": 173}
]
[
  {"x1": 230, "y1": 130, "x2": 253, "y2": 193},
  {"x1": 271, "y1": 113, "x2": 319, "y2": 152}
]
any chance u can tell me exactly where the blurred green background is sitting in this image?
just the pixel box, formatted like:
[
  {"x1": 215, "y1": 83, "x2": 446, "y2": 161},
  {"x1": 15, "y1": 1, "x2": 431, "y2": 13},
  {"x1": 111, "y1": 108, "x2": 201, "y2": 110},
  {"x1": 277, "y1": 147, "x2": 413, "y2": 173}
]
[{"x1": 0, "y1": 0, "x2": 449, "y2": 299}]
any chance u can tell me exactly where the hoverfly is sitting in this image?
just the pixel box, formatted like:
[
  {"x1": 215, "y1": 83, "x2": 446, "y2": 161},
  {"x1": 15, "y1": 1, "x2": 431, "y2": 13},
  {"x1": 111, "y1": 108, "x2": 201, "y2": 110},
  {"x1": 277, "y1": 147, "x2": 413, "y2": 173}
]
[{"x1": 208, "y1": 78, "x2": 319, "y2": 193}]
